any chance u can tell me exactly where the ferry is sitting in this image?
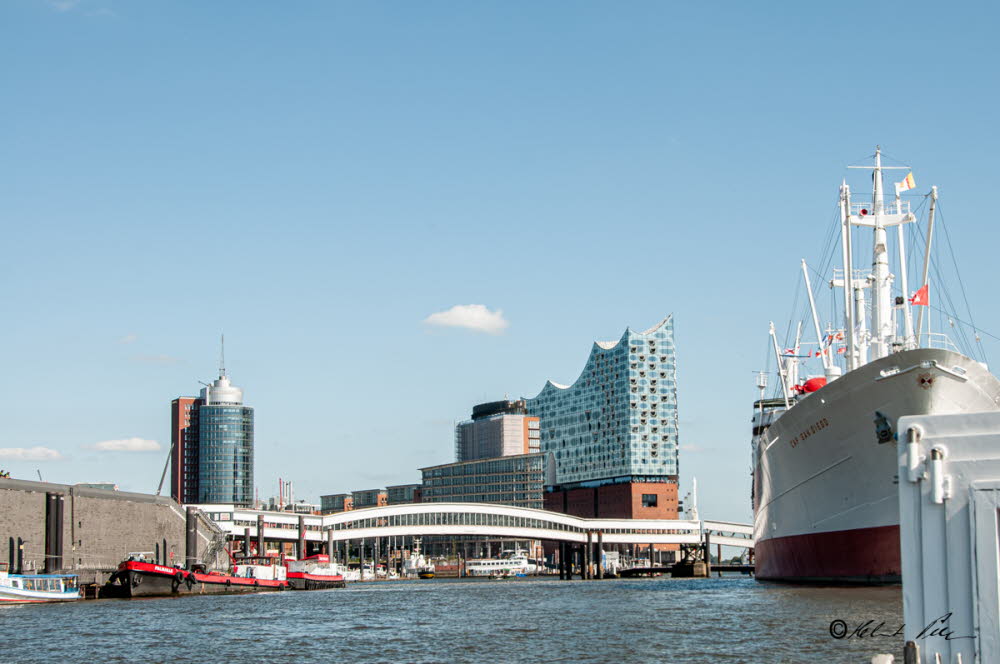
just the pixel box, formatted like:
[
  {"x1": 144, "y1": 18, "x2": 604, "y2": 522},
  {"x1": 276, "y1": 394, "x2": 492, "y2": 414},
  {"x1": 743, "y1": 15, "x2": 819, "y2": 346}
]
[
  {"x1": 465, "y1": 549, "x2": 537, "y2": 578},
  {"x1": 285, "y1": 554, "x2": 347, "y2": 590},
  {"x1": 752, "y1": 147, "x2": 1000, "y2": 583},
  {"x1": 105, "y1": 553, "x2": 287, "y2": 598},
  {"x1": 0, "y1": 562, "x2": 80, "y2": 604}
]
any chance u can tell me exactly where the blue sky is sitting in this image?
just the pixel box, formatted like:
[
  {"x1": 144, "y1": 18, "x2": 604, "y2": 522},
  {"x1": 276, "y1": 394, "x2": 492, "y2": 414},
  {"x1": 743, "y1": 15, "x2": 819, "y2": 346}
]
[{"x1": 2, "y1": 0, "x2": 999, "y2": 523}]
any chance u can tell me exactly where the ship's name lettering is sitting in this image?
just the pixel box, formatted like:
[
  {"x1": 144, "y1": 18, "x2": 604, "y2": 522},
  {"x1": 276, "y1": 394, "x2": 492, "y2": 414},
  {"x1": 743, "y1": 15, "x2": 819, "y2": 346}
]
[{"x1": 789, "y1": 418, "x2": 830, "y2": 448}]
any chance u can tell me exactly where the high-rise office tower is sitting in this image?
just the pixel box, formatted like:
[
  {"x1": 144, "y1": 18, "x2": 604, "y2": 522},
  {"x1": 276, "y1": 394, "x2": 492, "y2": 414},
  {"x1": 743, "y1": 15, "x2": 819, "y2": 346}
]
[{"x1": 170, "y1": 343, "x2": 254, "y2": 506}]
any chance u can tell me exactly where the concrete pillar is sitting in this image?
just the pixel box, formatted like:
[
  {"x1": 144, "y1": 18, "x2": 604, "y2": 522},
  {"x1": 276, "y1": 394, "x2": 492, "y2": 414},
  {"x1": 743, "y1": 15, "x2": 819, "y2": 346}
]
[
  {"x1": 297, "y1": 515, "x2": 306, "y2": 560},
  {"x1": 597, "y1": 532, "x2": 604, "y2": 580},
  {"x1": 44, "y1": 492, "x2": 56, "y2": 573},
  {"x1": 185, "y1": 506, "x2": 198, "y2": 568},
  {"x1": 585, "y1": 532, "x2": 593, "y2": 580},
  {"x1": 256, "y1": 514, "x2": 265, "y2": 555},
  {"x1": 327, "y1": 528, "x2": 334, "y2": 560}
]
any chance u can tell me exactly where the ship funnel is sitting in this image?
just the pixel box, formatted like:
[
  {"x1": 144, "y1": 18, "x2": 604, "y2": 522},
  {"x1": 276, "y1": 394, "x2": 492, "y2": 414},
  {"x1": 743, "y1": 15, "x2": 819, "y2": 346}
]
[{"x1": 825, "y1": 365, "x2": 843, "y2": 383}]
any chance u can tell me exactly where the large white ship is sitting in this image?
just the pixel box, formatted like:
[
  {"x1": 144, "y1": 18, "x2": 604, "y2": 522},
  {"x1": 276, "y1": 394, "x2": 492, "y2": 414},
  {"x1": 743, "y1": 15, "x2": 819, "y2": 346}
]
[{"x1": 752, "y1": 148, "x2": 1000, "y2": 583}]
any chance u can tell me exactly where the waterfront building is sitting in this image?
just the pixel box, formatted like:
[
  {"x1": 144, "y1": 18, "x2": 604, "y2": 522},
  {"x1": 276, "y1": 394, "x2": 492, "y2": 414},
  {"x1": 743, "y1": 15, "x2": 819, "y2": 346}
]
[
  {"x1": 455, "y1": 400, "x2": 540, "y2": 461},
  {"x1": 320, "y1": 493, "x2": 353, "y2": 514},
  {"x1": 525, "y1": 315, "x2": 680, "y2": 519},
  {"x1": 386, "y1": 483, "x2": 422, "y2": 505},
  {"x1": 351, "y1": 488, "x2": 388, "y2": 509},
  {"x1": 169, "y1": 353, "x2": 255, "y2": 507},
  {"x1": 420, "y1": 453, "x2": 546, "y2": 509}
]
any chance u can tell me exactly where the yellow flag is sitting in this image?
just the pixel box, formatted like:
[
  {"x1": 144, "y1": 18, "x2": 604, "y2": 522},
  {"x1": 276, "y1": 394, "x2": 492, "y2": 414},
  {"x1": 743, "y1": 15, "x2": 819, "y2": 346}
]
[{"x1": 897, "y1": 172, "x2": 916, "y2": 191}]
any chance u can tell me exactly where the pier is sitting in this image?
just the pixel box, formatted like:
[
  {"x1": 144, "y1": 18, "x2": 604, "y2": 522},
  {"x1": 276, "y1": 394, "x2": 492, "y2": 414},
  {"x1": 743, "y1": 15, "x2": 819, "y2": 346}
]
[{"x1": 193, "y1": 502, "x2": 753, "y2": 579}]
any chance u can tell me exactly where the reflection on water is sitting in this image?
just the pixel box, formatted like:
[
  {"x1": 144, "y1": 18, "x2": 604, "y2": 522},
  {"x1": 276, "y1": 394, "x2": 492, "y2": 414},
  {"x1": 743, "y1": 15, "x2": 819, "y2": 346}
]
[{"x1": 1, "y1": 576, "x2": 901, "y2": 663}]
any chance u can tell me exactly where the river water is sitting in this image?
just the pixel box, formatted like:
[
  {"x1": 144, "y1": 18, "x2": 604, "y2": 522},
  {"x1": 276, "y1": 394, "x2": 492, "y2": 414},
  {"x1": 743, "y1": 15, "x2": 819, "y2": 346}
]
[{"x1": 1, "y1": 576, "x2": 902, "y2": 663}]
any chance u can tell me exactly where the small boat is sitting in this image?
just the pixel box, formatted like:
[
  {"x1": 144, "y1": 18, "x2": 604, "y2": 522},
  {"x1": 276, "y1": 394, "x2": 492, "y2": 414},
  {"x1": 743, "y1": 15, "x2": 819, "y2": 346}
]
[
  {"x1": 402, "y1": 538, "x2": 436, "y2": 579},
  {"x1": 0, "y1": 562, "x2": 80, "y2": 604},
  {"x1": 285, "y1": 554, "x2": 347, "y2": 590},
  {"x1": 105, "y1": 553, "x2": 287, "y2": 598}
]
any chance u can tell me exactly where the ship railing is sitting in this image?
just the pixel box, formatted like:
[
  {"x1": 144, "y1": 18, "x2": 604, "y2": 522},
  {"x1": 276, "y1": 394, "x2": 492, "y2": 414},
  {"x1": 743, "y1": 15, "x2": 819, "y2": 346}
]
[
  {"x1": 830, "y1": 267, "x2": 870, "y2": 284},
  {"x1": 850, "y1": 200, "x2": 911, "y2": 216},
  {"x1": 919, "y1": 333, "x2": 961, "y2": 354}
]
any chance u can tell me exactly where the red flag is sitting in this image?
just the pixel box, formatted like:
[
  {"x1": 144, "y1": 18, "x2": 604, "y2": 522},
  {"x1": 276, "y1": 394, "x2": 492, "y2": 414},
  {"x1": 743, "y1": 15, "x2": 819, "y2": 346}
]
[
  {"x1": 836, "y1": 346, "x2": 846, "y2": 355},
  {"x1": 909, "y1": 284, "x2": 929, "y2": 306}
]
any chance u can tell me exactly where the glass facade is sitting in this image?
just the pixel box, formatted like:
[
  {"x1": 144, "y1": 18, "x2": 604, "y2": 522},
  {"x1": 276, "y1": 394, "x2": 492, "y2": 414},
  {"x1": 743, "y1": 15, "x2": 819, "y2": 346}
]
[
  {"x1": 420, "y1": 453, "x2": 546, "y2": 509},
  {"x1": 197, "y1": 405, "x2": 254, "y2": 506},
  {"x1": 526, "y1": 316, "x2": 679, "y2": 486}
]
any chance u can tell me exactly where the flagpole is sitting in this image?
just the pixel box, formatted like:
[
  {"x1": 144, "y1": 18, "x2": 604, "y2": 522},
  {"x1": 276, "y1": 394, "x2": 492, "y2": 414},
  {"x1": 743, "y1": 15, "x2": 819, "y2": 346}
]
[{"x1": 916, "y1": 186, "x2": 938, "y2": 345}]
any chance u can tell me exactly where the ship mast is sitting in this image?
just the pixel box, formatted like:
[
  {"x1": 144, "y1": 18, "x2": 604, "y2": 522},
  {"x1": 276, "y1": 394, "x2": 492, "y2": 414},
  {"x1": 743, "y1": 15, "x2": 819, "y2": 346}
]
[
  {"x1": 871, "y1": 147, "x2": 893, "y2": 360},
  {"x1": 845, "y1": 146, "x2": 916, "y2": 366}
]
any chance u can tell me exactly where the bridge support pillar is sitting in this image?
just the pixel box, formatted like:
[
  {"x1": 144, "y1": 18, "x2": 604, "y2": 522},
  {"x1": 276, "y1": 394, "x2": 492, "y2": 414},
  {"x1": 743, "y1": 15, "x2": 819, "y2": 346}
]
[
  {"x1": 597, "y1": 532, "x2": 604, "y2": 579},
  {"x1": 585, "y1": 532, "x2": 593, "y2": 579},
  {"x1": 256, "y1": 515, "x2": 264, "y2": 556},
  {"x1": 297, "y1": 515, "x2": 306, "y2": 560}
]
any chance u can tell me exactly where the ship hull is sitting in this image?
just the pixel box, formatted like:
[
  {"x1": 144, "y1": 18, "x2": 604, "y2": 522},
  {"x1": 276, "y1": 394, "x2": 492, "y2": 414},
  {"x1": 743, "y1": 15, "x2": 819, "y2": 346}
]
[
  {"x1": 287, "y1": 573, "x2": 346, "y2": 590},
  {"x1": 105, "y1": 562, "x2": 286, "y2": 598},
  {"x1": 753, "y1": 348, "x2": 1000, "y2": 583}
]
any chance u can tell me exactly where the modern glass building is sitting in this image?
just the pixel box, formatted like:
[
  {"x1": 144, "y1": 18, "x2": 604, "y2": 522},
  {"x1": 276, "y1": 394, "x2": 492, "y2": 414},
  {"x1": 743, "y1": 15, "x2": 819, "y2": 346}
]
[
  {"x1": 420, "y1": 453, "x2": 547, "y2": 509},
  {"x1": 170, "y1": 359, "x2": 255, "y2": 507},
  {"x1": 526, "y1": 315, "x2": 679, "y2": 488},
  {"x1": 196, "y1": 374, "x2": 254, "y2": 506}
]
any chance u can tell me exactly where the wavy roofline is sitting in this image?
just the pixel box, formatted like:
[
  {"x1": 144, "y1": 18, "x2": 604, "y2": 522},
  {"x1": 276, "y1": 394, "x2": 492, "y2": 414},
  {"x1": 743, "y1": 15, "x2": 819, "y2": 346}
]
[{"x1": 528, "y1": 315, "x2": 673, "y2": 397}]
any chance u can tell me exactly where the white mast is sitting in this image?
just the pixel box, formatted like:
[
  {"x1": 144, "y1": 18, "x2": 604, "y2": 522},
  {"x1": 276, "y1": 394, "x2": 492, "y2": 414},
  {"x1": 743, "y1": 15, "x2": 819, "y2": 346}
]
[
  {"x1": 870, "y1": 147, "x2": 894, "y2": 360},
  {"x1": 839, "y1": 183, "x2": 856, "y2": 371},
  {"x1": 802, "y1": 259, "x2": 830, "y2": 371},
  {"x1": 916, "y1": 186, "x2": 938, "y2": 345},
  {"x1": 895, "y1": 189, "x2": 915, "y2": 349},
  {"x1": 844, "y1": 146, "x2": 917, "y2": 365},
  {"x1": 769, "y1": 322, "x2": 791, "y2": 409}
]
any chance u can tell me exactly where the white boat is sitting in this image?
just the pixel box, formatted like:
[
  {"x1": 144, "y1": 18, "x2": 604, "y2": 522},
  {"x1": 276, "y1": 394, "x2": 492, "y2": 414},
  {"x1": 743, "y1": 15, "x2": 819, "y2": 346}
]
[
  {"x1": 0, "y1": 562, "x2": 81, "y2": 604},
  {"x1": 402, "y1": 539, "x2": 436, "y2": 579},
  {"x1": 285, "y1": 554, "x2": 347, "y2": 590},
  {"x1": 465, "y1": 549, "x2": 537, "y2": 577},
  {"x1": 752, "y1": 147, "x2": 1000, "y2": 583}
]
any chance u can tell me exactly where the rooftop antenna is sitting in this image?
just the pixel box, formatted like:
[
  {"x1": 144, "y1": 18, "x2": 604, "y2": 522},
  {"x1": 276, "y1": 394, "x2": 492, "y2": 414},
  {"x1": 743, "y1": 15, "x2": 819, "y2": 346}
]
[{"x1": 219, "y1": 333, "x2": 226, "y2": 378}]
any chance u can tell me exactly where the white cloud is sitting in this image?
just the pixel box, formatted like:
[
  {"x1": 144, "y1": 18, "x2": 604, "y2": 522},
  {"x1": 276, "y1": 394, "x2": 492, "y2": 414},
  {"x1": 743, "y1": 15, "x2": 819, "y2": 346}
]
[
  {"x1": 87, "y1": 438, "x2": 161, "y2": 452},
  {"x1": 0, "y1": 447, "x2": 64, "y2": 461},
  {"x1": 118, "y1": 333, "x2": 138, "y2": 344},
  {"x1": 424, "y1": 304, "x2": 509, "y2": 335}
]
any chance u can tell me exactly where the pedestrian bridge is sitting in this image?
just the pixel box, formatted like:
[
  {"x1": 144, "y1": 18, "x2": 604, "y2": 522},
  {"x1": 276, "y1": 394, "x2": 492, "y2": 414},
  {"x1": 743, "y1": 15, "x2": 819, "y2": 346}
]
[{"x1": 195, "y1": 502, "x2": 754, "y2": 550}]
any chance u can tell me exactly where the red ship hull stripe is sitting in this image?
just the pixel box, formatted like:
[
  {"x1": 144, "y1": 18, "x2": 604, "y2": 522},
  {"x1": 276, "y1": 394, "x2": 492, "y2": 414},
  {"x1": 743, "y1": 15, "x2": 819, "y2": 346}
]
[{"x1": 754, "y1": 524, "x2": 901, "y2": 582}]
